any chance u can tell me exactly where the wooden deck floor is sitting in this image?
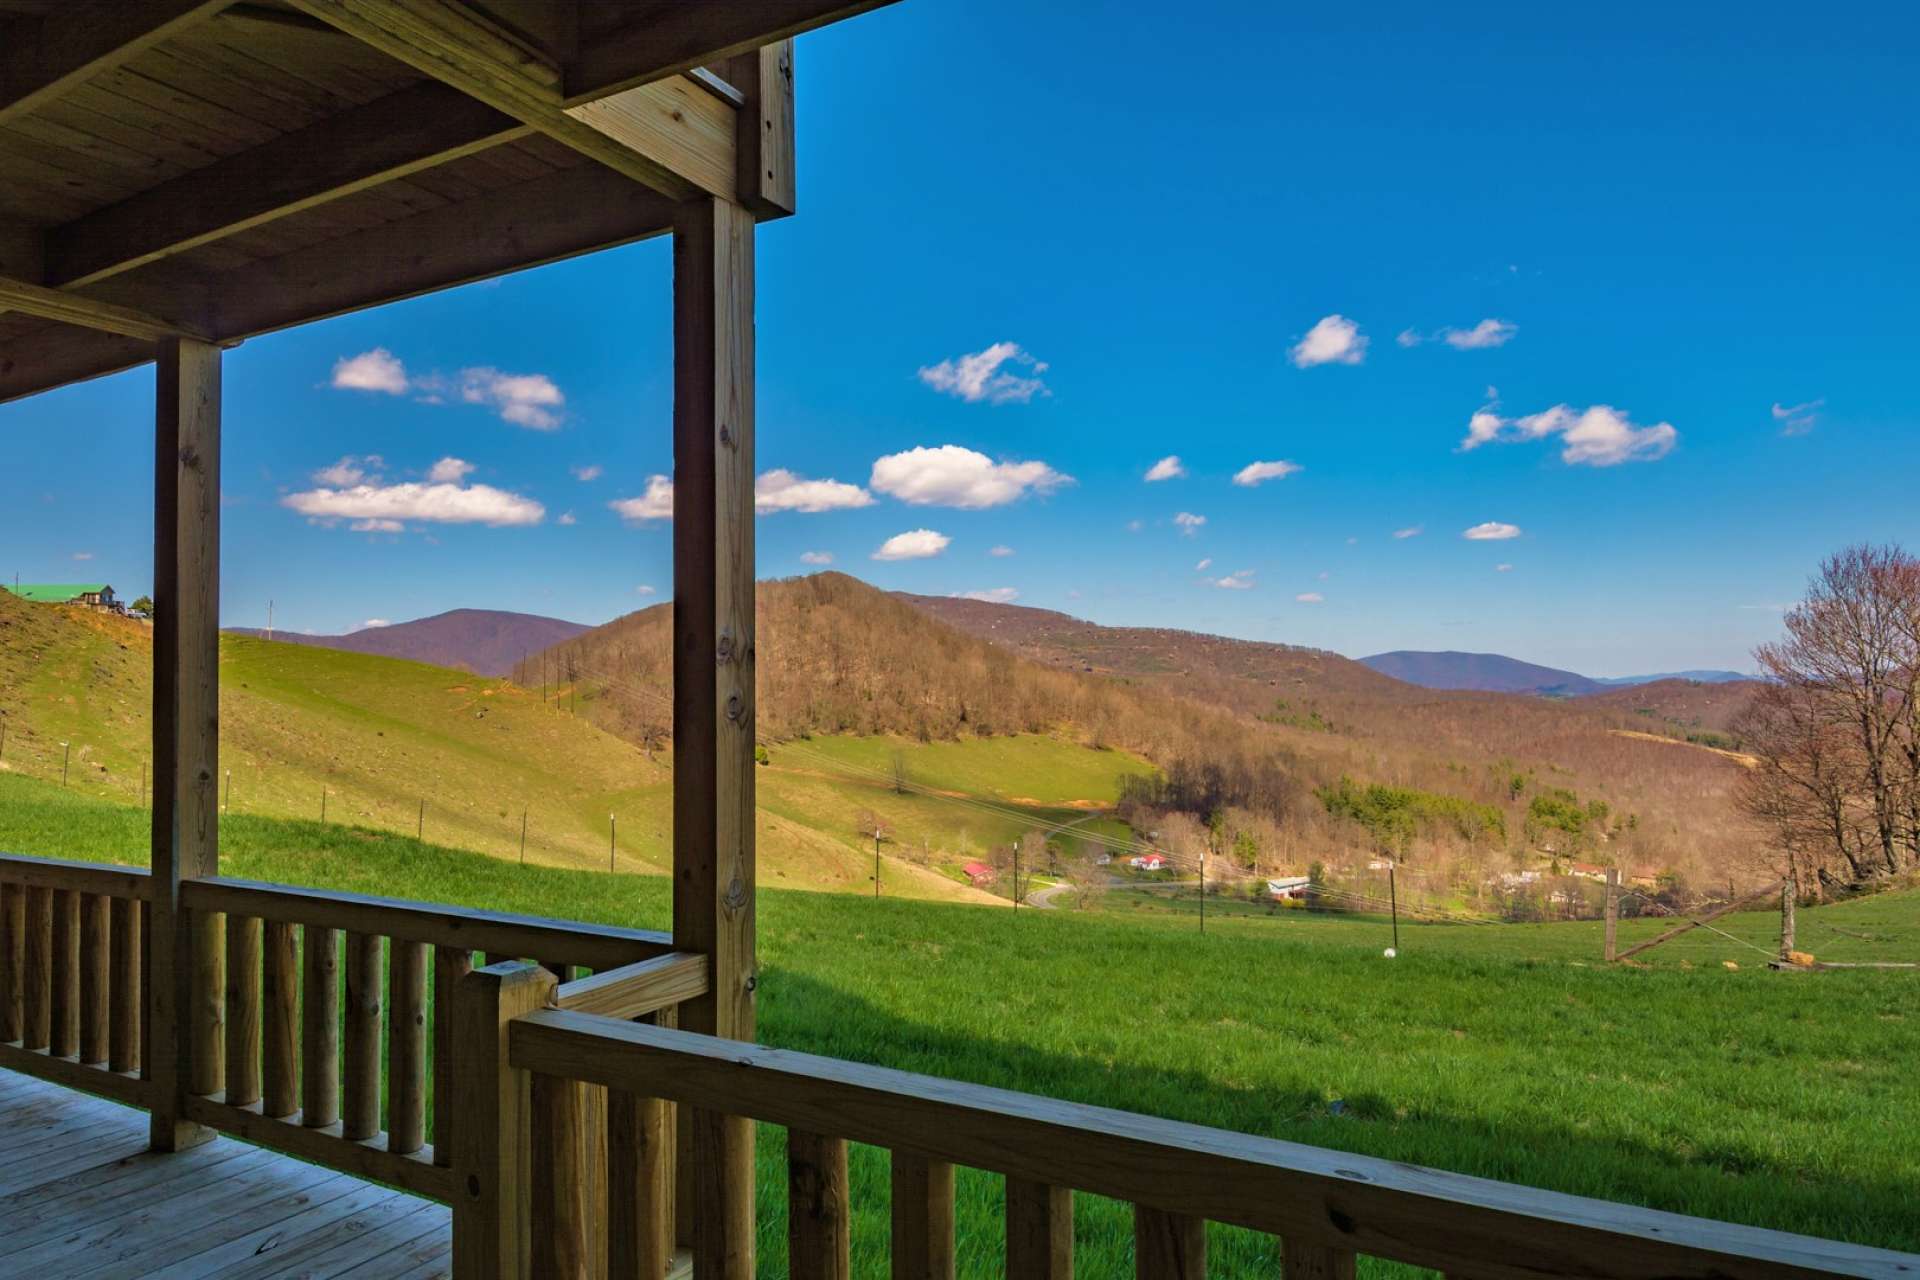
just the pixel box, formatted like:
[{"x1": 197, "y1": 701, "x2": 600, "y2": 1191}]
[{"x1": 0, "y1": 1069, "x2": 450, "y2": 1278}]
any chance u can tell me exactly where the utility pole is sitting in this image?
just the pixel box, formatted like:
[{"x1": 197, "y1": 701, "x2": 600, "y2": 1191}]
[
  {"x1": 60, "y1": 741, "x2": 69, "y2": 786},
  {"x1": 266, "y1": 599, "x2": 274, "y2": 642},
  {"x1": 520, "y1": 809, "x2": 528, "y2": 865},
  {"x1": 1604, "y1": 866, "x2": 1621, "y2": 963},
  {"x1": 417, "y1": 798, "x2": 424, "y2": 841},
  {"x1": 1780, "y1": 860, "x2": 1799, "y2": 959},
  {"x1": 873, "y1": 832, "x2": 881, "y2": 899},
  {"x1": 1013, "y1": 841, "x2": 1021, "y2": 912},
  {"x1": 1198, "y1": 845, "x2": 1206, "y2": 935},
  {"x1": 1388, "y1": 861, "x2": 1401, "y2": 954},
  {"x1": 609, "y1": 814, "x2": 616, "y2": 871}
]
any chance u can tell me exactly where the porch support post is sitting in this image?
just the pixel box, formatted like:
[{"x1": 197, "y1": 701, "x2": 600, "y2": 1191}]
[
  {"x1": 149, "y1": 335, "x2": 222, "y2": 1151},
  {"x1": 671, "y1": 195, "x2": 757, "y2": 1277}
]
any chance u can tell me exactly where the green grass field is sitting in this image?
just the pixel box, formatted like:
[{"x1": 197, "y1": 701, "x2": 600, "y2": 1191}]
[
  {"x1": 2, "y1": 772, "x2": 1914, "y2": 1277},
  {"x1": 0, "y1": 598, "x2": 1149, "y2": 904}
]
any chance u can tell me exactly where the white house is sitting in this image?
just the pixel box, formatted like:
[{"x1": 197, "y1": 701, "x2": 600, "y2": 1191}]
[{"x1": 1266, "y1": 875, "x2": 1311, "y2": 901}]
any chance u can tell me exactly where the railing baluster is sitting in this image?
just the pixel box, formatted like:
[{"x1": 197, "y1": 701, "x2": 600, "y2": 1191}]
[
  {"x1": 388, "y1": 938, "x2": 428, "y2": 1154},
  {"x1": 788, "y1": 1130, "x2": 850, "y2": 1280},
  {"x1": 432, "y1": 945, "x2": 472, "y2": 1167},
  {"x1": 343, "y1": 931, "x2": 383, "y2": 1141},
  {"x1": 1, "y1": 881, "x2": 24, "y2": 1044},
  {"x1": 891, "y1": 1152, "x2": 956, "y2": 1280},
  {"x1": 79, "y1": 893, "x2": 109, "y2": 1064},
  {"x1": 139, "y1": 899, "x2": 152, "y2": 1078},
  {"x1": 531, "y1": 1071, "x2": 601, "y2": 1278},
  {"x1": 190, "y1": 906, "x2": 224, "y2": 1097},
  {"x1": 109, "y1": 896, "x2": 140, "y2": 1072},
  {"x1": 1134, "y1": 1206, "x2": 1205, "y2": 1279},
  {"x1": 612, "y1": 1088, "x2": 678, "y2": 1280},
  {"x1": 1283, "y1": 1240, "x2": 1356, "y2": 1280},
  {"x1": 50, "y1": 888, "x2": 79, "y2": 1058},
  {"x1": 263, "y1": 919, "x2": 297, "y2": 1117},
  {"x1": 21, "y1": 886, "x2": 52, "y2": 1049},
  {"x1": 302, "y1": 924, "x2": 341, "y2": 1128},
  {"x1": 1007, "y1": 1177, "x2": 1072, "y2": 1279},
  {"x1": 225, "y1": 913, "x2": 261, "y2": 1106}
]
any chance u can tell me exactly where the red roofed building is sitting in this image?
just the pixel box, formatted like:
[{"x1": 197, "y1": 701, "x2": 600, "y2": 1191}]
[{"x1": 962, "y1": 860, "x2": 997, "y2": 886}]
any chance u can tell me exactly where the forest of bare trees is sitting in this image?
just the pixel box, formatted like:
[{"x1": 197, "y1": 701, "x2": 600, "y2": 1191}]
[{"x1": 1736, "y1": 545, "x2": 1920, "y2": 894}]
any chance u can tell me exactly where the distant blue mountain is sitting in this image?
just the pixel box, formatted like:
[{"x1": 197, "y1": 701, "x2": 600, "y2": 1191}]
[
  {"x1": 1591, "y1": 670, "x2": 1756, "y2": 687},
  {"x1": 1360, "y1": 651, "x2": 1757, "y2": 696}
]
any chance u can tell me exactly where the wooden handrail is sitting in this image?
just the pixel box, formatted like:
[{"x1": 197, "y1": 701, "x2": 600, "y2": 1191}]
[
  {"x1": 509, "y1": 1011, "x2": 1916, "y2": 1280},
  {"x1": 181, "y1": 875, "x2": 674, "y2": 970},
  {"x1": 0, "y1": 850, "x2": 153, "y2": 899},
  {"x1": 552, "y1": 951, "x2": 708, "y2": 1020}
]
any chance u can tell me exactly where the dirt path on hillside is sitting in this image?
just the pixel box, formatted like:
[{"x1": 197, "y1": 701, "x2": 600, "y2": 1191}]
[{"x1": 1607, "y1": 729, "x2": 1760, "y2": 768}]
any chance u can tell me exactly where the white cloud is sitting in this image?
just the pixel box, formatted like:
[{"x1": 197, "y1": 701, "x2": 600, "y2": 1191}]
[
  {"x1": 1295, "y1": 592, "x2": 1325, "y2": 603},
  {"x1": 873, "y1": 529, "x2": 950, "y2": 561},
  {"x1": 331, "y1": 348, "x2": 407, "y2": 394},
  {"x1": 1440, "y1": 319, "x2": 1518, "y2": 350},
  {"x1": 1144, "y1": 455, "x2": 1186, "y2": 482},
  {"x1": 1463, "y1": 521, "x2": 1521, "y2": 540},
  {"x1": 314, "y1": 455, "x2": 379, "y2": 486},
  {"x1": 610, "y1": 475, "x2": 674, "y2": 523},
  {"x1": 1195, "y1": 558, "x2": 1213, "y2": 571},
  {"x1": 283, "y1": 469, "x2": 544, "y2": 528},
  {"x1": 1393, "y1": 525, "x2": 1423, "y2": 539},
  {"x1": 330, "y1": 348, "x2": 564, "y2": 429},
  {"x1": 917, "y1": 341, "x2": 1049, "y2": 405},
  {"x1": 350, "y1": 518, "x2": 404, "y2": 533},
  {"x1": 988, "y1": 545, "x2": 1014, "y2": 557},
  {"x1": 754, "y1": 469, "x2": 874, "y2": 514},
  {"x1": 1495, "y1": 563, "x2": 1514, "y2": 572},
  {"x1": 869, "y1": 445, "x2": 1070, "y2": 509},
  {"x1": 1210, "y1": 570, "x2": 1255, "y2": 590},
  {"x1": 1463, "y1": 401, "x2": 1676, "y2": 466},
  {"x1": 1290, "y1": 315, "x2": 1367, "y2": 368},
  {"x1": 800, "y1": 550, "x2": 834, "y2": 566},
  {"x1": 427, "y1": 456, "x2": 475, "y2": 484},
  {"x1": 557, "y1": 511, "x2": 577, "y2": 526},
  {"x1": 1772, "y1": 398, "x2": 1823, "y2": 437},
  {"x1": 71, "y1": 551, "x2": 93, "y2": 561},
  {"x1": 1396, "y1": 328, "x2": 1423, "y2": 348},
  {"x1": 1173, "y1": 512, "x2": 1206, "y2": 535},
  {"x1": 635, "y1": 585, "x2": 657, "y2": 597},
  {"x1": 454, "y1": 368, "x2": 564, "y2": 430},
  {"x1": 571, "y1": 464, "x2": 603, "y2": 482},
  {"x1": 1125, "y1": 519, "x2": 1144, "y2": 533},
  {"x1": 1232, "y1": 459, "x2": 1301, "y2": 487},
  {"x1": 957, "y1": 587, "x2": 1019, "y2": 603},
  {"x1": 358, "y1": 619, "x2": 392, "y2": 630}
]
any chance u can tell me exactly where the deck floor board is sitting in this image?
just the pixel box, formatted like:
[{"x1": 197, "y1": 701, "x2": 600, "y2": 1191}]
[{"x1": 0, "y1": 1070, "x2": 450, "y2": 1279}]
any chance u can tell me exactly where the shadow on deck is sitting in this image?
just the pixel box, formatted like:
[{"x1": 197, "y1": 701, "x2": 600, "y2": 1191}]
[{"x1": 0, "y1": 1069, "x2": 449, "y2": 1279}]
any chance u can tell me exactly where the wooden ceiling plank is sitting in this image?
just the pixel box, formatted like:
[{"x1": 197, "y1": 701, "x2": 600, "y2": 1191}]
[
  {"x1": 566, "y1": 0, "x2": 897, "y2": 104},
  {"x1": 286, "y1": 0, "x2": 733, "y2": 202},
  {"x1": 93, "y1": 65, "x2": 283, "y2": 151},
  {"x1": 46, "y1": 80, "x2": 523, "y2": 287},
  {"x1": 3, "y1": 110, "x2": 184, "y2": 188},
  {"x1": 0, "y1": 0, "x2": 231, "y2": 127},
  {"x1": 44, "y1": 89, "x2": 229, "y2": 172},
  {"x1": 0, "y1": 272, "x2": 210, "y2": 341}
]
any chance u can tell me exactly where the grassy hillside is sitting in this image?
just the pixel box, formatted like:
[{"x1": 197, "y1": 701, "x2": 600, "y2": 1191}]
[
  {"x1": 2, "y1": 772, "x2": 1914, "y2": 1277},
  {"x1": 0, "y1": 591, "x2": 1151, "y2": 903}
]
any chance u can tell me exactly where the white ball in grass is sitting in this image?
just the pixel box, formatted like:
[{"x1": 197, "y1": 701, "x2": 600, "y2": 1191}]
[{"x1": 1383, "y1": 947, "x2": 1398, "y2": 959}]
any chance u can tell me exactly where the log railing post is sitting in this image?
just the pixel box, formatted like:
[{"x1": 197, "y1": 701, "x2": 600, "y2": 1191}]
[
  {"x1": 1133, "y1": 1206, "x2": 1204, "y2": 1279},
  {"x1": 0, "y1": 882, "x2": 22, "y2": 1043},
  {"x1": 22, "y1": 884, "x2": 51, "y2": 1050},
  {"x1": 49, "y1": 887, "x2": 79, "y2": 1058},
  {"x1": 530, "y1": 1071, "x2": 604, "y2": 1279},
  {"x1": 1006, "y1": 1177, "x2": 1072, "y2": 1279},
  {"x1": 225, "y1": 913, "x2": 261, "y2": 1106},
  {"x1": 788, "y1": 1130, "x2": 850, "y2": 1280},
  {"x1": 891, "y1": 1153, "x2": 956, "y2": 1280},
  {"x1": 451, "y1": 960, "x2": 554, "y2": 1280},
  {"x1": 302, "y1": 924, "x2": 342, "y2": 1129},
  {"x1": 149, "y1": 334, "x2": 222, "y2": 1152},
  {"x1": 434, "y1": 945, "x2": 473, "y2": 1167},
  {"x1": 343, "y1": 931, "x2": 383, "y2": 1141},
  {"x1": 672, "y1": 193, "x2": 758, "y2": 1280},
  {"x1": 262, "y1": 919, "x2": 297, "y2": 1117},
  {"x1": 80, "y1": 892, "x2": 109, "y2": 1065},
  {"x1": 389, "y1": 938, "x2": 429, "y2": 1154},
  {"x1": 109, "y1": 895, "x2": 142, "y2": 1072}
]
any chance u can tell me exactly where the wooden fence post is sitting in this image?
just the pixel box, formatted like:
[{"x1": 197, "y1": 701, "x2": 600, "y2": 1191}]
[
  {"x1": 1603, "y1": 867, "x2": 1621, "y2": 963},
  {"x1": 149, "y1": 335, "x2": 222, "y2": 1152},
  {"x1": 452, "y1": 960, "x2": 554, "y2": 1280}
]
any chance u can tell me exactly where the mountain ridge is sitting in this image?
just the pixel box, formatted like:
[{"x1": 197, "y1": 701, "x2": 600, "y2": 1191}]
[{"x1": 227, "y1": 608, "x2": 587, "y2": 677}]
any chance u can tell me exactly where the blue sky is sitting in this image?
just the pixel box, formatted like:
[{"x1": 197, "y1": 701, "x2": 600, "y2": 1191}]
[{"x1": 3, "y1": 0, "x2": 1916, "y2": 675}]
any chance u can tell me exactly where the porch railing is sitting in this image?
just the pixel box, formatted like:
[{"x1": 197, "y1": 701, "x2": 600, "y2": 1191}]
[
  {"x1": 0, "y1": 853, "x2": 694, "y2": 1210},
  {"x1": 472, "y1": 974, "x2": 1917, "y2": 1280}
]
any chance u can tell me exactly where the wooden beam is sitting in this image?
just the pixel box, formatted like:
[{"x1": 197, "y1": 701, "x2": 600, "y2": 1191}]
[
  {"x1": 285, "y1": 0, "x2": 734, "y2": 201},
  {"x1": 0, "y1": 0, "x2": 231, "y2": 126},
  {"x1": 672, "y1": 195, "x2": 758, "y2": 1277},
  {"x1": 0, "y1": 273, "x2": 211, "y2": 342},
  {"x1": 567, "y1": 1, "x2": 899, "y2": 104},
  {"x1": 0, "y1": 163, "x2": 676, "y2": 404},
  {"x1": 552, "y1": 951, "x2": 709, "y2": 1022},
  {"x1": 1611, "y1": 881, "x2": 1784, "y2": 962},
  {"x1": 723, "y1": 40, "x2": 797, "y2": 219},
  {"x1": 44, "y1": 82, "x2": 524, "y2": 288},
  {"x1": 149, "y1": 335, "x2": 223, "y2": 1153}
]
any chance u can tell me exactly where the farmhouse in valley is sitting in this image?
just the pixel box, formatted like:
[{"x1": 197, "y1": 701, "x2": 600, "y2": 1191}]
[{"x1": 961, "y1": 859, "x2": 996, "y2": 886}]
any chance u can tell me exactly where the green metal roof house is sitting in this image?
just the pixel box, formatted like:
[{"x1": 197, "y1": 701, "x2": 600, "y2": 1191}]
[{"x1": 4, "y1": 583, "x2": 117, "y2": 609}]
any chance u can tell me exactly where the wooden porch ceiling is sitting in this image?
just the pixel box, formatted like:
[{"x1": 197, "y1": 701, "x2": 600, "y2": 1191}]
[{"x1": 0, "y1": 0, "x2": 891, "y2": 404}]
